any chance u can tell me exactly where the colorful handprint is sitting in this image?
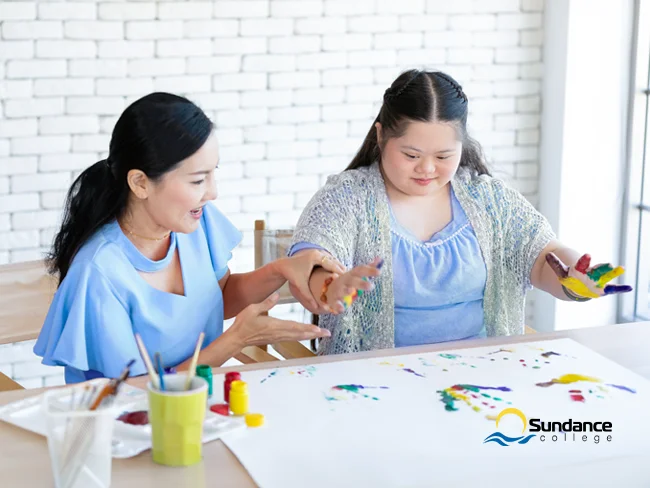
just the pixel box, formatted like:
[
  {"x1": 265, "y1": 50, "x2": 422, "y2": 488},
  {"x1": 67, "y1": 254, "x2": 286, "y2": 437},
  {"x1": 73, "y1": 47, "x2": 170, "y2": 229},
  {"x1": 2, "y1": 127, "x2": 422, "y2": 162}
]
[{"x1": 545, "y1": 252, "x2": 633, "y2": 299}]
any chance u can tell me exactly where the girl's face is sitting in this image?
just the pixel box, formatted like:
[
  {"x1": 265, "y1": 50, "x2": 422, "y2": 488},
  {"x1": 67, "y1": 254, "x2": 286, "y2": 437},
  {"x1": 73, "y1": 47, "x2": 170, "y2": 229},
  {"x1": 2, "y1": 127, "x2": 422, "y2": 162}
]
[
  {"x1": 127, "y1": 132, "x2": 219, "y2": 235},
  {"x1": 378, "y1": 121, "x2": 463, "y2": 198}
]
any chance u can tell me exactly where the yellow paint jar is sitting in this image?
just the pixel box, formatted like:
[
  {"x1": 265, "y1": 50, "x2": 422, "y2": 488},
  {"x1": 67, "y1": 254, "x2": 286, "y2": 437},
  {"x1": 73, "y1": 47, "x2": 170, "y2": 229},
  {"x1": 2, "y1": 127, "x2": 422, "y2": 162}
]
[{"x1": 229, "y1": 380, "x2": 249, "y2": 416}]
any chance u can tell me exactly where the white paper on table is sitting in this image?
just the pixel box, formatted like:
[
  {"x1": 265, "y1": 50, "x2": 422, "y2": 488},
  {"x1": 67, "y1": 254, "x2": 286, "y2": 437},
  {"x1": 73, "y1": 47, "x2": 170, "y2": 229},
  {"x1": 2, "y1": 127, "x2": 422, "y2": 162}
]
[{"x1": 218, "y1": 338, "x2": 650, "y2": 488}]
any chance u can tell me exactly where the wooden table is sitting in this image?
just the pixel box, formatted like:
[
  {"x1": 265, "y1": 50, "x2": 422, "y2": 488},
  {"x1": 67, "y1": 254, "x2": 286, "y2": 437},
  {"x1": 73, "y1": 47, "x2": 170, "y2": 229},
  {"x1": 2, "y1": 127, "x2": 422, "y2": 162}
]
[
  {"x1": 0, "y1": 260, "x2": 56, "y2": 345},
  {"x1": 2, "y1": 322, "x2": 650, "y2": 487}
]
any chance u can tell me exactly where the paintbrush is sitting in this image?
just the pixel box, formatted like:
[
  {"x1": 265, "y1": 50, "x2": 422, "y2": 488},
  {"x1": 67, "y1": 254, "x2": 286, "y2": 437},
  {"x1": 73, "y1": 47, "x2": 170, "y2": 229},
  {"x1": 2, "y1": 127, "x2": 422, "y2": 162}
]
[
  {"x1": 154, "y1": 353, "x2": 165, "y2": 392},
  {"x1": 89, "y1": 359, "x2": 135, "y2": 411},
  {"x1": 184, "y1": 332, "x2": 205, "y2": 390},
  {"x1": 135, "y1": 333, "x2": 159, "y2": 390}
]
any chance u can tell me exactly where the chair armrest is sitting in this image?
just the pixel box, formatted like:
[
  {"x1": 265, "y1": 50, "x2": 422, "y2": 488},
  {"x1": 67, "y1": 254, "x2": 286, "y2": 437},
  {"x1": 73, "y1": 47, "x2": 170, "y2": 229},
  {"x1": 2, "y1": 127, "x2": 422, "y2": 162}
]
[
  {"x1": 272, "y1": 341, "x2": 316, "y2": 360},
  {"x1": 234, "y1": 346, "x2": 281, "y2": 364}
]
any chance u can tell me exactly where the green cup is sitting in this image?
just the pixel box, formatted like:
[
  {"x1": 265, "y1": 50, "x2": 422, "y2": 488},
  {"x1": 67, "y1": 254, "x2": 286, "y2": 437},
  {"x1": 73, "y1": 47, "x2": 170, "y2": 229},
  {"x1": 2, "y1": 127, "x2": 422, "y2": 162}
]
[{"x1": 147, "y1": 374, "x2": 207, "y2": 467}]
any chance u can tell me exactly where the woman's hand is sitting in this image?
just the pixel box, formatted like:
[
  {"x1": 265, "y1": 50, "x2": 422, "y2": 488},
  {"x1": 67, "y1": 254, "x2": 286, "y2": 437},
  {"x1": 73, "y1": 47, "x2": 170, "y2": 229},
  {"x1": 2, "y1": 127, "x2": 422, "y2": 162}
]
[
  {"x1": 545, "y1": 252, "x2": 633, "y2": 299},
  {"x1": 278, "y1": 250, "x2": 346, "y2": 313},
  {"x1": 321, "y1": 258, "x2": 383, "y2": 314},
  {"x1": 229, "y1": 293, "x2": 331, "y2": 347}
]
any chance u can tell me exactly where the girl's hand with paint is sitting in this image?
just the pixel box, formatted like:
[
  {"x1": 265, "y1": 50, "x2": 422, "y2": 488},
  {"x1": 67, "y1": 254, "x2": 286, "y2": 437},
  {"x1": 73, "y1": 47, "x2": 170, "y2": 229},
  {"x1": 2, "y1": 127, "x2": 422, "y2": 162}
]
[
  {"x1": 279, "y1": 250, "x2": 346, "y2": 314},
  {"x1": 321, "y1": 258, "x2": 383, "y2": 314},
  {"x1": 545, "y1": 252, "x2": 633, "y2": 299}
]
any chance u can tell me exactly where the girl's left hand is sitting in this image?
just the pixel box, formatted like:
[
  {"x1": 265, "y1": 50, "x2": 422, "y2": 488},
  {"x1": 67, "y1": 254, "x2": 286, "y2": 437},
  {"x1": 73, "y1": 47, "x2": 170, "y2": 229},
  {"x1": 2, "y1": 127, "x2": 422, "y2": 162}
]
[
  {"x1": 545, "y1": 252, "x2": 633, "y2": 299},
  {"x1": 279, "y1": 251, "x2": 346, "y2": 313}
]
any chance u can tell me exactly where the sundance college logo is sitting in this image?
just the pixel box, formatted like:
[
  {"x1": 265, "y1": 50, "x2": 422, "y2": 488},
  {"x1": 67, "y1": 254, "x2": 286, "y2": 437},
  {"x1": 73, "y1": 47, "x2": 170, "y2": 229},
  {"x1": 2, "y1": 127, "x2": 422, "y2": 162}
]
[{"x1": 483, "y1": 408, "x2": 613, "y2": 446}]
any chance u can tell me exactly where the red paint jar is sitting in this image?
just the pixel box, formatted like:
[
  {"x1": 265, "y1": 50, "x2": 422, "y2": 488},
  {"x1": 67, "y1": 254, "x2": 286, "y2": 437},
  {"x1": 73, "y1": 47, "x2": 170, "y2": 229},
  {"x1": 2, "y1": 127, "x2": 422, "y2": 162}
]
[{"x1": 224, "y1": 372, "x2": 241, "y2": 403}]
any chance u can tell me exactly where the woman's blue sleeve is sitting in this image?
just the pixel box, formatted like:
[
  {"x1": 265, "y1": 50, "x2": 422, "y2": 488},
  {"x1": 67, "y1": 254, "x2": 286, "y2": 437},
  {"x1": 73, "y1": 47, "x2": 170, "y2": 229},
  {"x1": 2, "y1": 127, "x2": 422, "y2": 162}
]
[
  {"x1": 201, "y1": 202, "x2": 243, "y2": 280},
  {"x1": 33, "y1": 263, "x2": 147, "y2": 379}
]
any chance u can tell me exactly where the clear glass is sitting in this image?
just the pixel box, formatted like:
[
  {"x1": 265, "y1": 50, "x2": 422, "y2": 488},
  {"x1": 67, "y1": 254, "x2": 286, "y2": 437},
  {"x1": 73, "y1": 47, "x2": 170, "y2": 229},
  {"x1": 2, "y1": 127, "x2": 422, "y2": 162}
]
[{"x1": 43, "y1": 383, "x2": 117, "y2": 488}]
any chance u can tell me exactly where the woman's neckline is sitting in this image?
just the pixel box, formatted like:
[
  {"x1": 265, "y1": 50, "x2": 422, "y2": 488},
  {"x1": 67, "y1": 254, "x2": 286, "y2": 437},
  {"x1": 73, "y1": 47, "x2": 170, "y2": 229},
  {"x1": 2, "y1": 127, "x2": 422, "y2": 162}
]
[{"x1": 104, "y1": 219, "x2": 177, "y2": 272}]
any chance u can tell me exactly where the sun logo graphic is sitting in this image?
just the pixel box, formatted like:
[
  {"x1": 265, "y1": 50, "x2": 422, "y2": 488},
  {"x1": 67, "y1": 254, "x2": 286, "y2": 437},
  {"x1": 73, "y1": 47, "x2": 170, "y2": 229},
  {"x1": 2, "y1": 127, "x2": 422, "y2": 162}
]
[{"x1": 483, "y1": 408, "x2": 537, "y2": 446}]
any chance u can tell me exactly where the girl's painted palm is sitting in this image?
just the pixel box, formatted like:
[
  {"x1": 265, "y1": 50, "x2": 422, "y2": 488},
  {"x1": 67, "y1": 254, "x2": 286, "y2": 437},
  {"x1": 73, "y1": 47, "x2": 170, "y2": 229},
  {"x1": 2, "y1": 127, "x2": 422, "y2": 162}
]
[{"x1": 545, "y1": 252, "x2": 633, "y2": 299}]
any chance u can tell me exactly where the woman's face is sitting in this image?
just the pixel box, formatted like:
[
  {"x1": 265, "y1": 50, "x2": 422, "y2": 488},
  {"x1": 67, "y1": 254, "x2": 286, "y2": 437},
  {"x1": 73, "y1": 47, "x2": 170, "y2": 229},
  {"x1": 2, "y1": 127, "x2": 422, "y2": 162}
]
[
  {"x1": 129, "y1": 132, "x2": 219, "y2": 235},
  {"x1": 379, "y1": 120, "x2": 463, "y2": 198}
]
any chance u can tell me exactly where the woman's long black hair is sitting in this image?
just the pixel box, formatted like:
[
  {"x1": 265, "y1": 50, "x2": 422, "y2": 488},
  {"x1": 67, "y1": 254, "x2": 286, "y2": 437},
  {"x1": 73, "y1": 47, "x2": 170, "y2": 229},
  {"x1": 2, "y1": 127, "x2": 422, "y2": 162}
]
[{"x1": 48, "y1": 92, "x2": 213, "y2": 285}]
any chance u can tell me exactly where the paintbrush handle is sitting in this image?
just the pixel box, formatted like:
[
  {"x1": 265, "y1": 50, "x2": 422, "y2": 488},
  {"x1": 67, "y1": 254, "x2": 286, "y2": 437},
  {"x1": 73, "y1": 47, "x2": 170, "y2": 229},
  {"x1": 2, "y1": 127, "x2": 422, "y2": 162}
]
[
  {"x1": 154, "y1": 353, "x2": 165, "y2": 391},
  {"x1": 135, "y1": 334, "x2": 159, "y2": 389},
  {"x1": 184, "y1": 332, "x2": 205, "y2": 390}
]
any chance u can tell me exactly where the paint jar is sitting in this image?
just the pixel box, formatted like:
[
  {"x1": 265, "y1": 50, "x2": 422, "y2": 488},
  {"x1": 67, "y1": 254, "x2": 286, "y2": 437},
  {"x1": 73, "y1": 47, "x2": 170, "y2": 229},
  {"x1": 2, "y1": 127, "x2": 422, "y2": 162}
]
[
  {"x1": 224, "y1": 372, "x2": 241, "y2": 403},
  {"x1": 196, "y1": 365, "x2": 213, "y2": 397},
  {"x1": 229, "y1": 380, "x2": 249, "y2": 416}
]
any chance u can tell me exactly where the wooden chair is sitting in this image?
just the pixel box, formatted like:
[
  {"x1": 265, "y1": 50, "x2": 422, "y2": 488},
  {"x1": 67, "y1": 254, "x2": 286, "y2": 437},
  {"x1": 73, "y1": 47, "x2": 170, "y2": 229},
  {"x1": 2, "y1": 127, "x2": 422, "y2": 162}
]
[
  {"x1": 0, "y1": 260, "x2": 57, "y2": 346},
  {"x1": 234, "y1": 221, "x2": 316, "y2": 364},
  {"x1": 0, "y1": 260, "x2": 57, "y2": 392},
  {"x1": 0, "y1": 372, "x2": 24, "y2": 392}
]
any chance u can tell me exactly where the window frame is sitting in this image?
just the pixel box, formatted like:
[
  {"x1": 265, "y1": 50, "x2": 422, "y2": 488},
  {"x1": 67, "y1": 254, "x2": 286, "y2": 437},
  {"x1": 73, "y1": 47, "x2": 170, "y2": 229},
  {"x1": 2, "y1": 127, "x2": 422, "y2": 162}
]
[{"x1": 621, "y1": 0, "x2": 650, "y2": 321}]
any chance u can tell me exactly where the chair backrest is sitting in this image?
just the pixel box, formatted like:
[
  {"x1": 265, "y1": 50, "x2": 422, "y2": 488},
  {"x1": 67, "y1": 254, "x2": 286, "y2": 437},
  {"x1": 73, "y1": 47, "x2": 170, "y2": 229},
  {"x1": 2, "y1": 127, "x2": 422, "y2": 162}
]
[
  {"x1": 254, "y1": 220, "x2": 296, "y2": 305},
  {"x1": 243, "y1": 220, "x2": 316, "y2": 362},
  {"x1": 0, "y1": 260, "x2": 57, "y2": 345}
]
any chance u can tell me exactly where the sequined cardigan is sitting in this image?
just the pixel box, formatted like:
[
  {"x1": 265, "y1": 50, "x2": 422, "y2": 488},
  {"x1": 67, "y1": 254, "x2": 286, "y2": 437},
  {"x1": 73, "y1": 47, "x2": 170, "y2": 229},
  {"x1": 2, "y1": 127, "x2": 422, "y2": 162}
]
[{"x1": 291, "y1": 162, "x2": 555, "y2": 355}]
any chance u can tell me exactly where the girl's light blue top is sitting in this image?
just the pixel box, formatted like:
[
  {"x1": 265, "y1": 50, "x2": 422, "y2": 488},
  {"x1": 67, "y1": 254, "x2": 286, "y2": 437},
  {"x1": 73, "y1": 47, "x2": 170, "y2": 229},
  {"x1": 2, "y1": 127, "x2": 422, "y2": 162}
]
[
  {"x1": 33, "y1": 203, "x2": 241, "y2": 384},
  {"x1": 290, "y1": 188, "x2": 487, "y2": 347}
]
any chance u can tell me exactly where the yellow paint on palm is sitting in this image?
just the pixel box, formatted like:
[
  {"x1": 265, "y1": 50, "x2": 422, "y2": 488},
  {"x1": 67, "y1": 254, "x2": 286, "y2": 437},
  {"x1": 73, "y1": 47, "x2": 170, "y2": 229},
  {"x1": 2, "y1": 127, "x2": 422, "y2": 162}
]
[{"x1": 560, "y1": 277, "x2": 600, "y2": 299}]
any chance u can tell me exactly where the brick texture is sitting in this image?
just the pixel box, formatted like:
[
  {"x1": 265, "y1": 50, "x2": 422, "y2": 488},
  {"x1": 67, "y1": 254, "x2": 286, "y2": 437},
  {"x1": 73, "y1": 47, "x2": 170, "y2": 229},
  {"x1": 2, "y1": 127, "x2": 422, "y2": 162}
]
[{"x1": 0, "y1": 0, "x2": 545, "y2": 387}]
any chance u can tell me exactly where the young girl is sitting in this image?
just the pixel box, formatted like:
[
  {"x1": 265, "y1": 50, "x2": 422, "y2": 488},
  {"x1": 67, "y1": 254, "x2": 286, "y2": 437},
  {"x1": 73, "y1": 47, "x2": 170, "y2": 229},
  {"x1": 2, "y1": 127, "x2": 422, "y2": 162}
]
[{"x1": 290, "y1": 69, "x2": 631, "y2": 355}]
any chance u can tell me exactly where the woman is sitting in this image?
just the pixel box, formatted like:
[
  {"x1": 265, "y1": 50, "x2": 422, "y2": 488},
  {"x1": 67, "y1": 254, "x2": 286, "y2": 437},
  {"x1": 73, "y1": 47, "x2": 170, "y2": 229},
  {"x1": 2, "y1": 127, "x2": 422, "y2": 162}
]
[
  {"x1": 290, "y1": 69, "x2": 631, "y2": 355},
  {"x1": 34, "y1": 92, "x2": 340, "y2": 383}
]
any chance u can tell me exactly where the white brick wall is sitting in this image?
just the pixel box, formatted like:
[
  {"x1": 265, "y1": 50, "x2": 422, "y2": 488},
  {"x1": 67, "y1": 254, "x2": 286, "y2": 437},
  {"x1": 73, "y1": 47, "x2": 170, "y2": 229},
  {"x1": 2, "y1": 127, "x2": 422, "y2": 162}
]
[{"x1": 1, "y1": 0, "x2": 545, "y2": 387}]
